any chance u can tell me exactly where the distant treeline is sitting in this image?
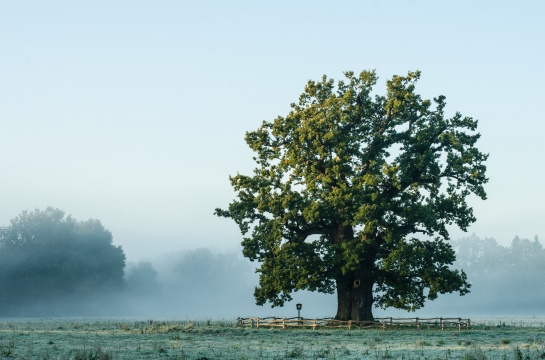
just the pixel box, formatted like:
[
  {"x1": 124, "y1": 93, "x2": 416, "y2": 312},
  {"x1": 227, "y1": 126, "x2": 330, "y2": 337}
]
[
  {"x1": 1, "y1": 208, "x2": 543, "y2": 317},
  {"x1": 0, "y1": 208, "x2": 258, "y2": 317},
  {"x1": 416, "y1": 234, "x2": 545, "y2": 316},
  {"x1": 449, "y1": 234, "x2": 545, "y2": 314}
]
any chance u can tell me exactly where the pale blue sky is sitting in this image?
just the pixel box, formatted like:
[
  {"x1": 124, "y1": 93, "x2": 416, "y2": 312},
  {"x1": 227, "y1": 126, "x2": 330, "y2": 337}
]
[{"x1": 1, "y1": 1, "x2": 544, "y2": 261}]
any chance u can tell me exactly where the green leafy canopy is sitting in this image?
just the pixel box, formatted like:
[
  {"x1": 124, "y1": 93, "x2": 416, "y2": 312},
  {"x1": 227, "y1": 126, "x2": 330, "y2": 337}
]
[{"x1": 216, "y1": 70, "x2": 488, "y2": 311}]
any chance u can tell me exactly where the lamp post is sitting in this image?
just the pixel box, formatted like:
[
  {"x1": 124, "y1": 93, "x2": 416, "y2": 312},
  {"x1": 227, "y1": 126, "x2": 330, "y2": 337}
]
[{"x1": 296, "y1": 303, "x2": 302, "y2": 324}]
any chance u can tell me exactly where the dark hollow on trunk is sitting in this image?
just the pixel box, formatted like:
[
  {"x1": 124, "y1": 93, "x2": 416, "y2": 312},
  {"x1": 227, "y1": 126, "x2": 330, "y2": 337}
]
[{"x1": 335, "y1": 271, "x2": 375, "y2": 322}]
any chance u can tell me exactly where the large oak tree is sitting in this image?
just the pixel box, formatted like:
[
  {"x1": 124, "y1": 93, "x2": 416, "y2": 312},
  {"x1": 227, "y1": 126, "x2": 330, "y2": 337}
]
[{"x1": 216, "y1": 70, "x2": 488, "y2": 321}]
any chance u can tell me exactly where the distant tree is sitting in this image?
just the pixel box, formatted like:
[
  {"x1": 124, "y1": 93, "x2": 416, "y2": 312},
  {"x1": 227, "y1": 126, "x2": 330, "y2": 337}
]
[
  {"x1": 171, "y1": 248, "x2": 254, "y2": 309},
  {"x1": 216, "y1": 70, "x2": 488, "y2": 321},
  {"x1": 505, "y1": 236, "x2": 545, "y2": 307},
  {"x1": 0, "y1": 207, "x2": 126, "y2": 313},
  {"x1": 125, "y1": 261, "x2": 160, "y2": 295},
  {"x1": 509, "y1": 235, "x2": 544, "y2": 270},
  {"x1": 174, "y1": 249, "x2": 251, "y2": 289},
  {"x1": 452, "y1": 234, "x2": 508, "y2": 274}
]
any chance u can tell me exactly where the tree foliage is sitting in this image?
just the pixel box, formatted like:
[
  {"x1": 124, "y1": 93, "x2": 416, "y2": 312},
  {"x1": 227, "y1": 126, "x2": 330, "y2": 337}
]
[
  {"x1": 0, "y1": 207, "x2": 126, "y2": 313},
  {"x1": 216, "y1": 70, "x2": 488, "y2": 320}
]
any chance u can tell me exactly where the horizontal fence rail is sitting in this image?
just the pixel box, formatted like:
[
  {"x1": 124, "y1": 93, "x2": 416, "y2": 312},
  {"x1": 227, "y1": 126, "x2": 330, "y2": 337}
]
[{"x1": 237, "y1": 317, "x2": 470, "y2": 331}]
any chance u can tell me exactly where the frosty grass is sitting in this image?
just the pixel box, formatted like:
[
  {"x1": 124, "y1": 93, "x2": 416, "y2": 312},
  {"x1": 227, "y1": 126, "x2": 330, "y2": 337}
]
[{"x1": 1, "y1": 318, "x2": 545, "y2": 359}]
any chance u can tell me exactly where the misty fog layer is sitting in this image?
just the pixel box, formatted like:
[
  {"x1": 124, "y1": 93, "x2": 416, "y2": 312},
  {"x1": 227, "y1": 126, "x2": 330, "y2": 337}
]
[
  {"x1": 1, "y1": 208, "x2": 543, "y2": 318},
  {"x1": 117, "y1": 248, "x2": 337, "y2": 319},
  {"x1": 422, "y1": 234, "x2": 545, "y2": 316},
  {"x1": 0, "y1": 207, "x2": 331, "y2": 318}
]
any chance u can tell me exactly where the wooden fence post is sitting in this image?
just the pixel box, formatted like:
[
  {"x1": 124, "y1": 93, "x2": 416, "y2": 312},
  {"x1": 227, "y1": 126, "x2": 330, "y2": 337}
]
[
  {"x1": 390, "y1": 317, "x2": 393, "y2": 327},
  {"x1": 440, "y1": 317, "x2": 444, "y2": 331},
  {"x1": 457, "y1": 318, "x2": 461, "y2": 331},
  {"x1": 466, "y1": 319, "x2": 470, "y2": 330},
  {"x1": 416, "y1": 317, "x2": 420, "y2": 330}
]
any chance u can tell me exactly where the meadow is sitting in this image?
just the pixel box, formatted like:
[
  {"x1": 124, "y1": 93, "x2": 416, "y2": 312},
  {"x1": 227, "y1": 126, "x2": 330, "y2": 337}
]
[{"x1": 1, "y1": 318, "x2": 545, "y2": 359}]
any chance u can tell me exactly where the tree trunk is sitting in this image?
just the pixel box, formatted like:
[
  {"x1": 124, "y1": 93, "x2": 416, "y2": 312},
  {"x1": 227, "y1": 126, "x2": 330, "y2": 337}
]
[
  {"x1": 331, "y1": 223, "x2": 376, "y2": 322},
  {"x1": 335, "y1": 271, "x2": 375, "y2": 322}
]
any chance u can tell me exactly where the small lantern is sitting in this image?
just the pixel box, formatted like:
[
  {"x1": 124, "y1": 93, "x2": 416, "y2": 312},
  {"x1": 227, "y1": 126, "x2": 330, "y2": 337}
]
[{"x1": 296, "y1": 303, "x2": 302, "y2": 311}]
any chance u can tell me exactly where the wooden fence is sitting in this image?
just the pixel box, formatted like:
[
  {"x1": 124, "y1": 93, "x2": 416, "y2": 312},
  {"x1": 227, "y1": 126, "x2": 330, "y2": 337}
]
[{"x1": 237, "y1": 317, "x2": 470, "y2": 331}]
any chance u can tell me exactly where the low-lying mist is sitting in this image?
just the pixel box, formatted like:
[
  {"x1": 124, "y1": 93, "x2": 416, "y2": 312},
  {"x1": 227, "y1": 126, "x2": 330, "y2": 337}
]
[
  {"x1": 2, "y1": 224, "x2": 544, "y2": 319},
  {"x1": 119, "y1": 248, "x2": 341, "y2": 319},
  {"x1": 0, "y1": 247, "x2": 336, "y2": 319},
  {"x1": 0, "y1": 208, "x2": 336, "y2": 319},
  {"x1": 421, "y1": 234, "x2": 545, "y2": 317}
]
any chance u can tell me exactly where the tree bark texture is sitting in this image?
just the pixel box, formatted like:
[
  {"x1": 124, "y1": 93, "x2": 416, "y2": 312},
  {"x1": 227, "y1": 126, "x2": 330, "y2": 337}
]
[
  {"x1": 332, "y1": 223, "x2": 376, "y2": 322},
  {"x1": 335, "y1": 270, "x2": 375, "y2": 322}
]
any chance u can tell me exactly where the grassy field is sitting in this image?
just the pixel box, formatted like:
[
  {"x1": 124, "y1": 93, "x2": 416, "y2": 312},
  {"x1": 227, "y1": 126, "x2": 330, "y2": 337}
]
[{"x1": 1, "y1": 318, "x2": 545, "y2": 359}]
